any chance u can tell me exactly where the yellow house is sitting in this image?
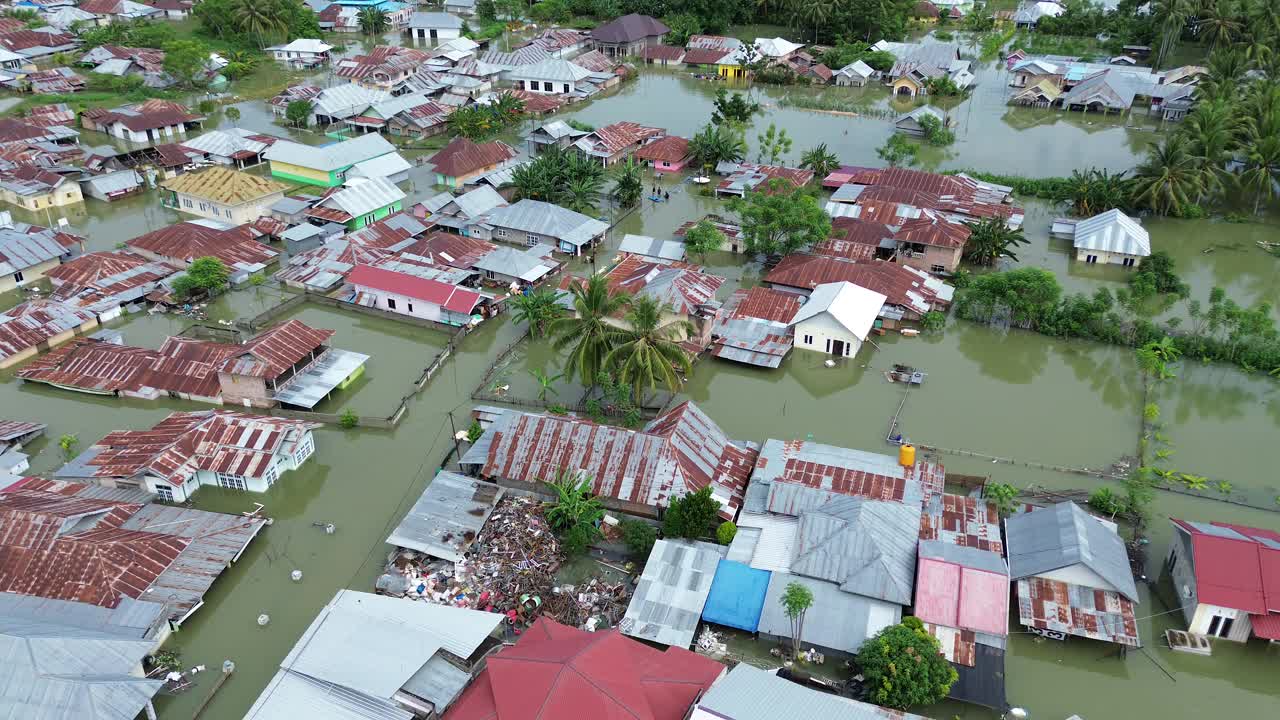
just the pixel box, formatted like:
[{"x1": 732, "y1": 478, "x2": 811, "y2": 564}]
[
  {"x1": 161, "y1": 166, "x2": 290, "y2": 224},
  {"x1": 0, "y1": 166, "x2": 83, "y2": 212},
  {"x1": 717, "y1": 61, "x2": 748, "y2": 80},
  {"x1": 892, "y1": 73, "x2": 928, "y2": 97},
  {"x1": 0, "y1": 223, "x2": 84, "y2": 294}
]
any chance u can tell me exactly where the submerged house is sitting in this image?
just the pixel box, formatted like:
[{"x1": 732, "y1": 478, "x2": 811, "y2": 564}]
[
  {"x1": 56, "y1": 410, "x2": 322, "y2": 502},
  {"x1": 690, "y1": 664, "x2": 928, "y2": 720},
  {"x1": 308, "y1": 177, "x2": 407, "y2": 230},
  {"x1": 80, "y1": 100, "x2": 204, "y2": 143},
  {"x1": 246, "y1": 589, "x2": 503, "y2": 720},
  {"x1": 0, "y1": 299, "x2": 98, "y2": 369},
  {"x1": 461, "y1": 402, "x2": 758, "y2": 518},
  {"x1": 264, "y1": 133, "x2": 400, "y2": 187},
  {"x1": 215, "y1": 319, "x2": 369, "y2": 409},
  {"x1": 160, "y1": 166, "x2": 290, "y2": 224},
  {"x1": 428, "y1": 137, "x2": 517, "y2": 188},
  {"x1": 0, "y1": 219, "x2": 83, "y2": 293},
  {"x1": 126, "y1": 221, "x2": 279, "y2": 277},
  {"x1": 574, "y1": 121, "x2": 665, "y2": 166},
  {"x1": 634, "y1": 134, "x2": 692, "y2": 173},
  {"x1": 1167, "y1": 519, "x2": 1280, "y2": 643},
  {"x1": 267, "y1": 38, "x2": 333, "y2": 68},
  {"x1": 789, "y1": 280, "x2": 886, "y2": 359},
  {"x1": 0, "y1": 475, "x2": 266, "y2": 628},
  {"x1": 1006, "y1": 502, "x2": 1141, "y2": 647},
  {"x1": 346, "y1": 263, "x2": 487, "y2": 325},
  {"x1": 590, "y1": 13, "x2": 669, "y2": 58},
  {"x1": 1071, "y1": 208, "x2": 1150, "y2": 267},
  {"x1": 473, "y1": 199, "x2": 608, "y2": 256},
  {"x1": 710, "y1": 286, "x2": 803, "y2": 368}
]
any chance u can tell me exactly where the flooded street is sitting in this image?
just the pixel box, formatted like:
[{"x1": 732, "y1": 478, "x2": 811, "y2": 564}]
[{"x1": 4, "y1": 44, "x2": 1280, "y2": 720}]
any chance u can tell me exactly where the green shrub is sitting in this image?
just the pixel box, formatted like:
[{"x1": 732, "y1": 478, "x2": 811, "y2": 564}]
[
  {"x1": 620, "y1": 518, "x2": 657, "y2": 558},
  {"x1": 1088, "y1": 487, "x2": 1126, "y2": 515},
  {"x1": 716, "y1": 521, "x2": 737, "y2": 545},
  {"x1": 466, "y1": 420, "x2": 484, "y2": 442},
  {"x1": 338, "y1": 409, "x2": 358, "y2": 429}
]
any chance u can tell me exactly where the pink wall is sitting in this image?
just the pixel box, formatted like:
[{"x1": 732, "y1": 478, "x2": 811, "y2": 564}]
[{"x1": 655, "y1": 158, "x2": 688, "y2": 173}]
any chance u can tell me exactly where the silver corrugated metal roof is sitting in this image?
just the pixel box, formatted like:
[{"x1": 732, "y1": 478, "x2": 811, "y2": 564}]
[
  {"x1": 409, "y1": 11, "x2": 464, "y2": 29},
  {"x1": 1072, "y1": 208, "x2": 1150, "y2": 256},
  {"x1": 273, "y1": 348, "x2": 370, "y2": 409},
  {"x1": 621, "y1": 539, "x2": 725, "y2": 647},
  {"x1": 756, "y1": 572, "x2": 901, "y2": 654},
  {"x1": 0, "y1": 227, "x2": 73, "y2": 275},
  {"x1": 278, "y1": 590, "x2": 500, "y2": 699},
  {"x1": 324, "y1": 178, "x2": 407, "y2": 217},
  {"x1": 1005, "y1": 501, "x2": 1139, "y2": 600},
  {"x1": 400, "y1": 654, "x2": 471, "y2": 712},
  {"x1": 83, "y1": 169, "x2": 142, "y2": 194},
  {"x1": 619, "y1": 234, "x2": 686, "y2": 261},
  {"x1": 734, "y1": 511, "x2": 797, "y2": 573},
  {"x1": 0, "y1": 616, "x2": 163, "y2": 720},
  {"x1": 266, "y1": 133, "x2": 395, "y2": 170},
  {"x1": 450, "y1": 185, "x2": 506, "y2": 219},
  {"x1": 695, "y1": 663, "x2": 928, "y2": 719},
  {"x1": 472, "y1": 245, "x2": 554, "y2": 282},
  {"x1": 483, "y1": 199, "x2": 607, "y2": 247},
  {"x1": 791, "y1": 497, "x2": 920, "y2": 604},
  {"x1": 0, "y1": 592, "x2": 166, "y2": 641},
  {"x1": 350, "y1": 153, "x2": 413, "y2": 181},
  {"x1": 917, "y1": 539, "x2": 1009, "y2": 576},
  {"x1": 386, "y1": 471, "x2": 503, "y2": 562},
  {"x1": 182, "y1": 129, "x2": 270, "y2": 160},
  {"x1": 245, "y1": 669, "x2": 413, "y2": 720}
]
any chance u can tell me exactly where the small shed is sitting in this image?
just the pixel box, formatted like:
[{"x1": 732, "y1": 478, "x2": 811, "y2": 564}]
[
  {"x1": 387, "y1": 471, "x2": 504, "y2": 563},
  {"x1": 701, "y1": 559, "x2": 771, "y2": 632},
  {"x1": 834, "y1": 60, "x2": 876, "y2": 87},
  {"x1": 894, "y1": 106, "x2": 947, "y2": 138},
  {"x1": 618, "y1": 233, "x2": 686, "y2": 262},
  {"x1": 621, "y1": 539, "x2": 726, "y2": 648}
]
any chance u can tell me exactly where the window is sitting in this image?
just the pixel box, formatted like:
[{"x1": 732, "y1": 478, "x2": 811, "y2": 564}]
[
  {"x1": 1123, "y1": 257, "x2": 1136, "y2": 267},
  {"x1": 1220, "y1": 617, "x2": 1235, "y2": 637},
  {"x1": 407, "y1": 303, "x2": 414, "y2": 313},
  {"x1": 1086, "y1": 254, "x2": 1098, "y2": 263},
  {"x1": 294, "y1": 434, "x2": 314, "y2": 464},
  {"x1": 184, "y1": 198, "x2": 193, "y2": 208},
  {"x1": 803, "y1": 334, "x2": 813, "y2": 345},
  {"x1": 263, "y1": 466, "x2": 278, "y2": 488},
  {"x1": 155, "y1": 485, "x2": 174, "y2": 502},
  {"x1": 825, "y1": 338, "x2": 832, "y2": 353},
  {"x1": 13, "y1": 271, "x2": 23, "y2": 284},
  {"x1": 216, "y1": 472, "x2": 247, "y2": 491},
  {"x1": 930, "y1": 264, "x2": 946, "y2": 273},
  {"x1": 562, "y1": 83, "x2": 569, "y2": 93},
  {"x1": 495, "y1": 228, "x2": 508, "y2": 238},
  {"x1": 387, "y1": 298, "x2": 397, "y2": 310},
  {"x1": 543, "y1": 81, "x2": 553, "y2": 91},
  {"x1": 225, "y1": 209, "x2": 233, "y2": 218}
]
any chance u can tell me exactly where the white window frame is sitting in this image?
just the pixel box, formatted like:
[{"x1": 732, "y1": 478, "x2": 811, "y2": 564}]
[
  {"x1": 216, "y1": 472, "x2": 247, "y2": 491},
  {"x1": 155, "y1": 485, "x2": 174, "y2": 502}
]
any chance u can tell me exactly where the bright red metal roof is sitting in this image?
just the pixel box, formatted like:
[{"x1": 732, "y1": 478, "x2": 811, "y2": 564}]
[
  {"x1": 1172, "y1": 518, "x2": 1280, "y2": 614},
  {"x1": 348, "y1": 264, "x2": 481, "y2": 314},
  {"x1": 444, "y1": 617, "x2": 723, "y2": 720},
  {"x1": 1250, "y1": 612, "x2": 1280, "y2": 639}
]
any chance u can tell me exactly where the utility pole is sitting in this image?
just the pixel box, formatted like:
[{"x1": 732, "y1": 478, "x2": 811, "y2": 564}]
[{"x1": 447, "y1": 409, "x2": 461, "y2": 462}]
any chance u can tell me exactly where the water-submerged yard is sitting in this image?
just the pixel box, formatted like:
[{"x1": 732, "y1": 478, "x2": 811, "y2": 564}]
[{"x1": 4, "y1": 40, "x2": 1280, "y2": 719}]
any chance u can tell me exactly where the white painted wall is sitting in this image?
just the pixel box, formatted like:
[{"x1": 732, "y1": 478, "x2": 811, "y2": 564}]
[
  {"x1": 111, "y1": 122, "x2": 188, "y2": 143},
  {"x1": 513, "y1": 77, "x2": 575, "y2": 95},
  {"x1": 793, "y1": 313, "x2": 864, "y2": 357},
  {"x1": 1036, "y1": 563, "x2": 1120, "y2": 594},
  {"x1": 353, "y1": 284, "x2": 447, "y2": 323},
  {"x1": 1189, "y1": 603, "x2": 1254, "y2": 642},
  {"x1": 1075, "y1": 247, "x2": 1142, "y2": 267}
]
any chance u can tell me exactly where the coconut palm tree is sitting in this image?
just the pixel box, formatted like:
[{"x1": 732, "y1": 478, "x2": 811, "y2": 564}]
[
  {"x1": 961, "y1": 216, "x2": 1029, "y2": 266},
  {"x1": 796, "y1": 0, "x2": 832, "y2": 44},
  {"x1": 688, "y1": 123, "x2": 746, "y2": 169},
  {"x1": 1238, "y1": 131, "x2": 1280, "y2": 214},
  {"x1": 490, "y1": 92, "x2": 525, "y2": 123},
  {"x1": 1153, "y1": 0, "x2": 1195, "y2": 69},
  {"x1": 511, "y1": 155, "x2": 557, "y2": 201},
  {"x1": 558, "y1": 175, "x2": 602, "y2": 214},
  {"x1": 1195, "y1": 0, "x2": 1243, "y2": 51},
  {"x1": 1131, "y1": 134, "x2": 1203, "y2": 215},
  {"x1": 358, "y1": 7, "x2": 390, "y2": 35},
  {"x1": 610, "y1": 157, "x2": 644, "y2": 208},
  {"x1": 1195, "y1": 48, "x2": 1249, "y2": 103},
  {"x1": 603, "y1": 296, "x2": 693, "y2": 404},
  {"x1": 799, "y1": 143, "x2": 839, "y2": 179},
  {"x1": 509, "y1": 287, "x2": 565, "y2": 336},
  {"x1": 550, "y1": 275, "x2": 631, "y2": 387},
  {"x1": 1181, "y1": 98, "x2": 1238, "y2": 201},
  {"x1": 233, "y1": 0, "x2": 286, "y2": 48}
]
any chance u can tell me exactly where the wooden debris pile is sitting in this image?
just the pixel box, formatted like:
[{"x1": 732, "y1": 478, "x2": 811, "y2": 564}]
[{"x1": 542, "y1": 577, "x2": 631, "y2": 630}]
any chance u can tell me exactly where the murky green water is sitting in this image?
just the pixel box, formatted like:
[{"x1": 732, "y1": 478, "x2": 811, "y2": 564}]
[{"x1": 4, "y1": 34, "x2": 1280, "y2": 719}]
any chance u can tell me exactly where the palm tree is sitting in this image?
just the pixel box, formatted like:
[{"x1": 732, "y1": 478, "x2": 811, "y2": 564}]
[
  {"x1": 1153, "y1": 0, "x2": 1195, "y2": 69},
  {"x1": 511, "y1": 158, "x2": 556, "y2": 201},
  {"x1": 550, "y1": 275, "x2": 631, "y2": 387},
  {"x1": 528, "y1": 368, "x2": 563, "y2": 401},
  {"x1": 1180, "y1": 98, "x2": 1238, "y2": 201},
  {"x1": 358, "y1": 7, "x2": 390, "y2": 35},
  {"x1": 1195, "y1": 48, "x2": 1249, "y2": 104},
  {"x1": 962, "y1": 216, "x2": 1029, "y2": 266},
  {"x1": 558, "y1": 175, "x2": 602, "y2": 214},
  {"x1": 799, "y1": 143, "x2": 839, "y2": 179},
  {"x1": 1131, "y1": 134, "x2": 1202, "y2": 215},
  {"x1": 611, "y1": 157, "x2": 644, "y2": 208},
  {"x1": 796, "y1": 0, "x2": 832, "y2": 44},
  {"x1": 602, "y1": 296, "x2": 692, "y2": 404},
  {"x1": 1195, "y1": 0, "x2": 1243, "y2": 51},
  {"x1": 509, "y1": 287, "x2": 565, "y2": 336},
  {"x1": 233, "y1": 0, "x2": 286, "y2": 48},
  {"x1": 1062, "y1": 168, "x2": 1130, "y2": 216},
  {"x1": 688, "y1": 123, "x2": 746, "y2": 170},
  {"x1": 1239, "y1": 132, "x2": 1280, "y2": 214},
  {"x1": 491, "y1": 92, "x2": 525, "y2": 123}
]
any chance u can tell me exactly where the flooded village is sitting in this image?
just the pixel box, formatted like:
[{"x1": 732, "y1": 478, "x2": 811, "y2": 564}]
[{"x1": 2, "y1": 2, "x2": 1280, "y2": 720}]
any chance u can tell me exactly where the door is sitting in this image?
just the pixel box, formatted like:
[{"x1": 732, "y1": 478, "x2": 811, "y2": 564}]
[{"x1": 831, "y1": 340, "x2": 845, "y2": 357}]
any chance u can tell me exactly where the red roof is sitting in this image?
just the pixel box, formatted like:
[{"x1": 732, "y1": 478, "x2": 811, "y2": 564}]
[
  {"x1": 404, "y1": 231, "x2": 497, "y2": 269},
  {"x1": 127, "y1": 221, "x2": 277, "y2": 269},
  {"x1": 503, "y1": 89, "x2": 566, "y2": 114},
  {"x1": 765, "y1": 255, "x2": 949, "y2": 315},
  {"x1": 218, "y1": 319, "x2": 333, "y2": 379},
  {"x1": 634, "y1": 135, "x2": 690, "y2": 164},
  {"x1": 581, "y1": 122, "x2": 665, "y2": 156},
  {"x1": 348, "y1": 264, "x2": 481, "y2": 314},
  {"x1": 0, "y1": 29, "x2": 76, "y2": 52},
  {"x1": 84, "y1": 100, "x2": 203, "y2": 133},
  {"x1": 915, "y1": 555, "x2": 1009, "y2": 642},
  {"x1": 445, "y1": 617, "x2": 723, "y2": 720},
  {"x1": 428, "y1": 137, "x2": 517, "y2": 179},
  {"x1": 1172, "y1": 519, "x2": 1280, "y2": 614},
  {"x1": 895, "y1": 213, "x2": 971, "y2": 249},
  {"x1": 642, "y1": 45, "x2": 685, "y2": 62},
  {"x1": 729, "y1": 286, "x2": 802, "y2": 323},
  {"x1": 680, "y1": 47, "x2": 730, "y2": 65},
  {"x1": 1250, "y1": 611, "x2": 1280, "y2": 639}
]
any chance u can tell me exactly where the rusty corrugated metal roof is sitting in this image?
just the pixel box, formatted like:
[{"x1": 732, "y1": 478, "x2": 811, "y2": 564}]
[{"x1": 218, "y1": 319, "x2": 332, "y2": 379}]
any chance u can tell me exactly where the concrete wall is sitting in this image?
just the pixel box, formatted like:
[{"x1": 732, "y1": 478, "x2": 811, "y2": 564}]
[
  {"x1": 410, "y1": 27, "x2": 461, "y2": 42},
  {"x1": 1166, "y1": 527, "x2": 1200, "y2": 625},
  {"x1": 1188, "y1": 603, "x2": 1254, "y2": 642},
  {"x1": 901, "y1": 244, "x2": 963, "y2": 274},
  {"x1": 0, "y1": 257, "x2": 61, "y2": 294},
  {"x1": 171, "y1": 191, "x2": 285, "y2": 225},
  {"x1": 270, "y1": 160, "x2": 339, "y2": 187},
  {"x1": 1, "y1": 183, "x2": 83, "y2": 211},
  {"x1": 218, "y1": 372, "x2": 273, "y2": 408},
  {"x1": 794, "y1": 313, "x2": 863, "y2": 357},
  {"x1": 110, "y1": 122, "x2": 188, "y2": 143},
  {"x1": 1075, "y1": 247, "x2": 1142, "y2": 267},
  {"x1": 513, "y1": 78, "x2": 575, "y2": 94}
]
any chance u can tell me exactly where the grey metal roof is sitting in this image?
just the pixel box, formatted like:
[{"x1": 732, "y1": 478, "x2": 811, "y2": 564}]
[
  {"x1": 271, "y1": 196, "x2": 314, "y2": 214},
  {"x1": 529, "y1": 121, "x2": 588, "y2": 142},
  {"x1": 621, "y1": 539, "x2": 725, "y2": 647},
  {"x1": 400, "y1": 654, "x2": 471, "y2": 712},
  {"x1": 246, "y1": 670, "x2": 412, "y2": 720},
  {"x1": 0, "y1": 592, "x2": 166, "y2": 642},
  {"x1": 695, "y1": 663, "x2": 928, "y2": 720},
  {"x1": 182, "y1": 128, "x2": 269, "y2": 159},
  {"x1": 756, "y1": 572, "x2": 901, "y2": 655},
  {"x1": 733, "y1": 511, "x2": 797, "y2": 572},
  {"x1": 1072, "y1": 208, "x2": 1150, "y2": 256},
  {"x1": 0, "y1": 616, "x2": 163, "y2": 720},
  {"x1": 278, "y1": 590, "x2": 500, "y2": 697},
  {"x1": 273, "y1": 348, "x2": 370, "y2": 409},
  {"x1": 619, "y1": 234, "x2": 685, "y2": 261},
  {"x1": 421, "y1": 191, "x2": 455, "y2": 214},
  {"x1": 472, "y1": 245, "x2": 554, "y2": 282},
  {"x1": 449, "y1": 185, "x2": 506, "y2": 219},
  {"x1": 510, "y1": 57, "x2": 593, "y2": 83},
  {"x1": 386, "y1": 471, "x2": 503, "y2": 562},
  {"x1": 323, "y1": 178, "x2": 406, "y2": 217},
  {"x1": 282, "y1": 224, "x2": 325, "y2": 242},
  {"x1": 349, "y1": 153, "x2": 412, "y2": 182},
  {"x1": 82, "y1": 169, "x2": 142, "y2": 194},
  {"x1": 1005, "y1": 501, "x2": 1139, "y2": 600},
  {"x1": 0, "y1": 226, "x2": 74, "y2": 276},
  {"x1": 748, "y1": 439, "x2": 924, "y2": 516},
  {"x1": 917, "y1": 539, "x2": 1009, "y2": 576},
  {"x1": 265, "y1": 134, "x2": 395, "y2": 171},
  {"x1": 790, "y1": 497, "x2": 920, "y2": 604},
  {"x1": 482, "y1": 199, "x2": 607, "y2": 247}
]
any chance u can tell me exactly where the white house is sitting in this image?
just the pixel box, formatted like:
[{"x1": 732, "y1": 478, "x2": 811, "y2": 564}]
[
  {"x1": 268, "y1": 38, "x2": 333, "y2": 68},
  {"x1": 347, "y1": 264, "x2": 485, "y2": 326},
  {"x1": 56, "y1": 410, "x2": 321, "y2": 503},
  {"x1": 1072, "y1": 208, "x2": 1150, "y2": 267},
  {"x1": 834, "y1": 60, "x2": 876, "y2": 87},
  {"x1": 1167, "y1": 518, "x2": 1280, "y2": 643},
  {"x1": 407, "y1": 12, "x2": 463, "y2": 43},
  {"x1": 443, "y1": 0, "x2": 476, "y2": 16},
  {"x1": 509, "y1": 58, "x2": 593, "y2": 95},
  {"x1": 789, "y1": 281, "x2": 886, "y2": 358}
]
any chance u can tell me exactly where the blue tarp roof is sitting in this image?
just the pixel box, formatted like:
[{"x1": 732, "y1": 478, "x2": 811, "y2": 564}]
[{"x1": 701, "y1": 559, "x2": 771, "y2": 632}]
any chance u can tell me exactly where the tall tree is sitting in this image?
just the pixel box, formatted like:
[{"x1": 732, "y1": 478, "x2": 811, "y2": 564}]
[
  {"x1": 780, "y1": 581, "x2": 814, "y2": 660},
  {"x1": 1131, "y1": 133, "x2": 1203, "y2": 215},
  {"x1": 711, "y1": 87, "x2": 761, "y2": 126},
  {"x1": 682, "y1": 219, "x2": 726, "y2": 258},
  {"x1": 688, "y1": 123, "x2": 747, "y2": 170},
  {"x1": 550, "y1": 275, "x2": 631, "y2": 386},
  {"x1": 730, "y1": 180, "x2": 831, "y2": 255},
  {"x1": 856, "y1": 618, "x2": 959, "y2": 710},
  {"x1": 603, "y1": 296, "x2": 692, "y2": 404},
  {"x1": 1239, "y1": 131, "x2": 1280, "y2": 214},
  {"x1": 358, "y1": 7, "x2": 389, "y2": 35},
  {"x1": 611, "y1": 156, "x2": 644, "y2": 208},
  {"x1": 755, "y1": 122, "x2": 793, "y2": 165},
  {"x1": 799, "y1": 143, "x2": 839, "y2": 179},
  {"x1": 510, "y1": 287, "x2": 565, "y2": 336},
  {"x1": 558, "y1": 175, "x2": 602, "y2": 214}
]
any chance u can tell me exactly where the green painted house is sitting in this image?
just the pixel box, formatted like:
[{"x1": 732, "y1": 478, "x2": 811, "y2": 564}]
[
  {"x1": 262, "y1": 134, "x2": 401, "y2": 188},
  {"x1": 310, "y1": 177, "x2": 407, "y2": 230}
]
